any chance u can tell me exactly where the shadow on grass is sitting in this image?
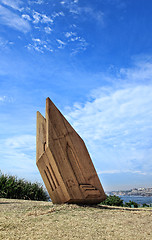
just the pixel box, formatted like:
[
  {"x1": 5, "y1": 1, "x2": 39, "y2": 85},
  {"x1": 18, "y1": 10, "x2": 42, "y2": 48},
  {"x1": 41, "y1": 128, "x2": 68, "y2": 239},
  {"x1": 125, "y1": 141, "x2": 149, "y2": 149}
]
[{"x1": 0, "y1": 202, "x2": 23, "y2": 204}]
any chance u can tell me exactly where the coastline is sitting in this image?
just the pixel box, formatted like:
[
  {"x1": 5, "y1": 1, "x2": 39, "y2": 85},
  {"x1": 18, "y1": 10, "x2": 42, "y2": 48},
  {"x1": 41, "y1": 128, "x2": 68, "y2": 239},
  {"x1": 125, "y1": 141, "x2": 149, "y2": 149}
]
[{"x1": 118, "y1": 195, "x2": 152, "y2": 205}]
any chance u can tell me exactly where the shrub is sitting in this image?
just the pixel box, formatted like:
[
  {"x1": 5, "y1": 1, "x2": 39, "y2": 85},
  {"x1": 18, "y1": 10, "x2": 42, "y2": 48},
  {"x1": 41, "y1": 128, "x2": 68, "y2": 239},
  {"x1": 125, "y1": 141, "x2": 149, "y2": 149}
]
[
  {"x1": 124, "y1": 200, "x2": 138, "y2": 208},
  {"x1": 0, "y1": 171, "x2": 49, "y2": 201},
  {"x1": 102, "y1": 195, "x2": 124, "y2": 207},
  {"x1": 142, "y1": 203, "x2": 149, "y2": 207}
]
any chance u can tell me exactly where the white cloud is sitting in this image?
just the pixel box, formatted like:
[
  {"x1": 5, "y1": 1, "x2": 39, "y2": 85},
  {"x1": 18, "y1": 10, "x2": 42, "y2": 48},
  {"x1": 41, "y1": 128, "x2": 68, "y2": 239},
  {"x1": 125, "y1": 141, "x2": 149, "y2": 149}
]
[
  {"x1": 28, "y1": 0, "x2": 44, "y2": 5},
  {"x1": 61, "y1": 1, "x2": 104, "y2": 24},
  {"x1": 60, "y1": 0, "x2": 78, "y2": 4},
  {"x1": 26, "y1": 38, "x2": 53, "y2": 53},
  {"x1": 32, "y1": 11, "x2": 41, "y2": 23},
  {"x1": 98, "y1": 170, "x2": 149, "y2": 175},
  {"x1": 22, "y1": 14, "x2": 31, "y2": 21},
  {"x1": 66, "y1": 60, "x2": 152, "y2": 175},
  {"x1": 119, "y1": 60, "x2": 152, "y2": 83},
  {"x1": 0, "y1": 96, "x2": 6, "y2": 101},
  {"x1": 41, "y1": 14, "x2": 53, "y2": 23},
  {"x1": 77, "y1": 7, "x2": 104, "y2": 24},
  {"x1": 32, "y1": 11, "x2": 53, "y2": 24},
  {"x1": 60, "y1": 0, "x2": 79, "y2": 14},
  {"x1": 70, "y1": 37, "x2": 88, "y2": 54},
  {"x1": 0, "y1": 134, "x2": 38, "y2": 181},
  {"x1": 68, "y1": 85, "x2": 152, "y2": 144},
  {"x1": 0, "y1": 37, "x2": 13, "y2": 49},
  {"x1": 64, "y1": 31, "x2": 88, "y2": 54},
  {"x1": 0, "y1": 0, "x2": 23, "y2": 11},
  {"x1": 5, "y1": 134, "x2": 35, "y2": 151},
  {"x1": 0, "y1": 1, "x2": 87, "y2": 54},
  {"x1": 0, "y1": 0, "x2": 88, "y2": 54},
  {"x1": 56, "y1": 39, "x2": 66, "y2": 49},
  {"x1": 52, "y1": 11, "x2": 65, "y2": 18},
  {"x1": 65, "y1": 31, "x2": 76, "y2": 38},
  {"x1": 44, "y1": 26, "x2": 52, "y2": 34},
  {"x1": 0, "y1": 4, "x2": 31, "y2": 32}
]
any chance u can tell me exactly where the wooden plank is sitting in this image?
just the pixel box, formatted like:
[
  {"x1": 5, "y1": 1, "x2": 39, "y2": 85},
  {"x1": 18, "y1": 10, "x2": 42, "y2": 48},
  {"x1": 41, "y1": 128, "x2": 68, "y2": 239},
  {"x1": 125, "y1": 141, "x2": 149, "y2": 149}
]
[{"x1": 36, "y1": 111, "x2": 46, "y2": 163}]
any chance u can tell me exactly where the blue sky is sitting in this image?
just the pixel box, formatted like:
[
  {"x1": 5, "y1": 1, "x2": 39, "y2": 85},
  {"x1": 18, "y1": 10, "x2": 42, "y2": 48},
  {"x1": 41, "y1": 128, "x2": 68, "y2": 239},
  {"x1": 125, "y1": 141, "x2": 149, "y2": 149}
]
[{"x1": 0, "y1": 0, "x2": 152, "y2": 191}]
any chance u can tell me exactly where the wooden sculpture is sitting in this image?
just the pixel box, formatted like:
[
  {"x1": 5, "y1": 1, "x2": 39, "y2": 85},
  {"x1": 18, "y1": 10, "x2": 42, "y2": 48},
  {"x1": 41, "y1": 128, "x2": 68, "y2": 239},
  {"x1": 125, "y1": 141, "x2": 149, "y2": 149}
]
[{"x1": 36, "y1": 98, "x2": 106, "y2": 204}]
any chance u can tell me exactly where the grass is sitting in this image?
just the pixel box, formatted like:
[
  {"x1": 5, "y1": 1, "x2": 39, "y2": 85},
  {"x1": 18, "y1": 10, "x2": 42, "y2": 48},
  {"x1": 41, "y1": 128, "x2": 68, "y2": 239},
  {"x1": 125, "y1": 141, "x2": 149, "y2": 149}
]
[{"x1": 0, "y1": 198, "x2": 152, "y2": 239}]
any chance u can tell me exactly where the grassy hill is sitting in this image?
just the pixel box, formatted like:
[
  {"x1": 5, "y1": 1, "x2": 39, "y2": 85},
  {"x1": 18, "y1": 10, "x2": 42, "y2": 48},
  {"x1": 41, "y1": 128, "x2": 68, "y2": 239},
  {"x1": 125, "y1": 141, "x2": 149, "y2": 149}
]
[{"x1": 0, "y1": 198, "x2": 152, "y2": 240}]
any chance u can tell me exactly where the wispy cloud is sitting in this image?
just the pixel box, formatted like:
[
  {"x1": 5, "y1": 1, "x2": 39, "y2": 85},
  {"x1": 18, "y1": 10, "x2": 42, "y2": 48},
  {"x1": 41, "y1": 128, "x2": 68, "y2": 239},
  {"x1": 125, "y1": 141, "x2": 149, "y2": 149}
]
[
  {"x1": 64, "y1": 31, "x2": 88, "y2": 54},
  {"x1": 0, "y1": 134, "x2": 37, "y2": 181},
  {"x1": 98, "y1": 170, "x2": 150, "y2": 176},
  {"x1": 61, "y1": 0, "x2": 104, "y2": 24},
  {"x1": 119, "y1": 59, "x2": 152, "y2": 83},
  {"x1": 5, "y1": 134, "x2": 35, "y2": 151},
  {"x1": 0, "y1": 0, "x2": 89, "y2": 54},
  {"x1": 44, "y1": 26, "x2": 52, "y2": 34},
  {"x1": 0, "y1": 37, "x2": 13, "y2": 49},
  {"x1": 26, "y1": 38, "x2": 53, "y2": 53},
  {"x1": 22, "y1": 14, "x2": 32, "y2": 21},
  {"x1": 32, "y1": 10, "x2": 53, "y2": 24},
  {"x1": 52, "y1": 11, "x2": 65, "y2": 18},
  {"x1": 76, "y1": 7, "x2": 104, "y2": 24},
  {"x1": 56, "y1": 39, "x2": 66, "y2": 49},
  {"x1": 65, "y1": 31, "x2": 76, "y2": 38},
  {"x1": 0, "y1": 0, "x2": 23, "y2": 11},
  {"x1": 66, "y1": 59, "x2": 152, "y2": 175},
  {"x1": 0, "y1": 4, "x2": 31, "y2": 32},
  {"x1": 0, "y1": 95, "x2": 14, "y2": 103},
  {"x1": 28, "y1": 0, "x2": 44, "y2": 5},
  {"x1": 0, "y1": 96, "x2": 6, "y2": 102}
]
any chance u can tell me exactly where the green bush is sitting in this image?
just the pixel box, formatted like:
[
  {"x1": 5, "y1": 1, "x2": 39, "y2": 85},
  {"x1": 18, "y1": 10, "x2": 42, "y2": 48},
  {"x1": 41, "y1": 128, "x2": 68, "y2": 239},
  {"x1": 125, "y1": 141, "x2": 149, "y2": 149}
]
[
  {"x1": 101, "y1": 195, "x2": 139, "y2": 208},
  {"x1": 102, "y1": 195, "x2": 124, "y2": 207},
  {"x1": 124, "y1": 200, "x2": 138, "y2": 208},
  {"x1": 0, "y1": 171, "x2": 49, "y2": 201},
  {"x1": 142, "y1": 203, "x2": 149, "y2": 207}
]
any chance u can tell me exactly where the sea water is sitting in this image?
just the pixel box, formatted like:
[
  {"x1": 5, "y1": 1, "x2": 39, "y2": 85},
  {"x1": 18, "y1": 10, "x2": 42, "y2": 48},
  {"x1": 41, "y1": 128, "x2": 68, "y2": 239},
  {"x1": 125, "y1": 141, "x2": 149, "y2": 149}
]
[{"x1": 119, "y1": 195, "x2": 152, "y2": 205}]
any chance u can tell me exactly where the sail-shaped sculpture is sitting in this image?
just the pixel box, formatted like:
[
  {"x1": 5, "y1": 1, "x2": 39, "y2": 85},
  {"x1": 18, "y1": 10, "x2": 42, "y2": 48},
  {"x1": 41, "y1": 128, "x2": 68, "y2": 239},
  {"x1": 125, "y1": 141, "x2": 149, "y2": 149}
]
[{"x1": 36, "y1": 98, "x2": 106, "y2": 204}]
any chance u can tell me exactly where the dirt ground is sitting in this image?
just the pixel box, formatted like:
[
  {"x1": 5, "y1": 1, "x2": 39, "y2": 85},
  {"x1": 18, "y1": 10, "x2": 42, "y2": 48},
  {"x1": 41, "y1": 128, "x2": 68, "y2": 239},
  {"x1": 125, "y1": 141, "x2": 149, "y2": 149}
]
[{"x1": 0, "y1": 198, "x2": 152, "y2": 240}]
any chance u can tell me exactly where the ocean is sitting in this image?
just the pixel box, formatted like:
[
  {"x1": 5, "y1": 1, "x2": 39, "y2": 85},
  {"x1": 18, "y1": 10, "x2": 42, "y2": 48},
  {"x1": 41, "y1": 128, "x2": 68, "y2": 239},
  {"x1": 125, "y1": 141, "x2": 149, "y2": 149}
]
[{"x1": 118, "y1": 195, "x2": 152, "y2": 205}]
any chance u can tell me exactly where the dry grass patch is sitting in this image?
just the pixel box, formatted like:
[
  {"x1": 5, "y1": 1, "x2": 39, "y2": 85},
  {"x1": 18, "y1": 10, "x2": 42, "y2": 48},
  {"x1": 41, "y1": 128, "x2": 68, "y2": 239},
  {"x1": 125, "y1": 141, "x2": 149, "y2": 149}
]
[{"x1": 0, "y1": 198, "x2": 152, "y2": 240}]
